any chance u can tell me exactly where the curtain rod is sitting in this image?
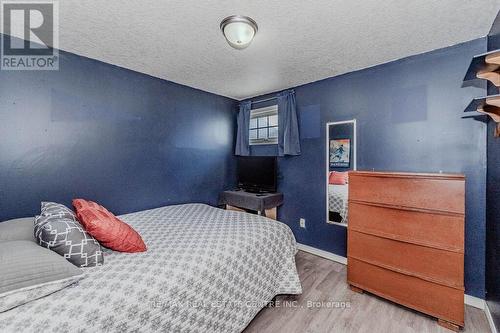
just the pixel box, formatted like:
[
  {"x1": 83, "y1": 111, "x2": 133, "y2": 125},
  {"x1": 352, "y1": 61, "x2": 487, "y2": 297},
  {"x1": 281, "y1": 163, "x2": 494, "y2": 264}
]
[
  {"x1": 251, "y1": 96, "x2": 277, "y2": 104},
  {"x1": 244, "y1": 89, "x2": 294, "y2": 104}
]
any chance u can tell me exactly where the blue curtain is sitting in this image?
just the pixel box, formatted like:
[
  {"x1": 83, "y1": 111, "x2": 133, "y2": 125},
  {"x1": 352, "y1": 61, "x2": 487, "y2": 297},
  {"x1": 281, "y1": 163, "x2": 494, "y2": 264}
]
[
  {"x1": 277, "y1": 90, "x2": 301, "y2": 156},
  {"x1": 235, "y1": 101, "x2": 252, "y2": 156}
]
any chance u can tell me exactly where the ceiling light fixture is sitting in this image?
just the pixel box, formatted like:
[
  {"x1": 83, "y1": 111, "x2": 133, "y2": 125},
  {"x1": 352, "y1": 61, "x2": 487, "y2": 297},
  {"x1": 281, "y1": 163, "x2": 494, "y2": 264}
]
[{"x1": 220, "y1": 15, "x2": 258, "y2": 50}]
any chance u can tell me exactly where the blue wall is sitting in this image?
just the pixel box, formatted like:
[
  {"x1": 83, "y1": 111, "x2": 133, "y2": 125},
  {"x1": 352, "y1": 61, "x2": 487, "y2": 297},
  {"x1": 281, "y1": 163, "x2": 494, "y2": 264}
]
[
  {"x1": 248, "y1": 38, "x2": 488, "y2": 298},
  {"x1": 486, "y1": 12, "x2": 500, "y2": 326},
  {"x1": 0, "y1": 45, "x2": 237, "y2": 221}
]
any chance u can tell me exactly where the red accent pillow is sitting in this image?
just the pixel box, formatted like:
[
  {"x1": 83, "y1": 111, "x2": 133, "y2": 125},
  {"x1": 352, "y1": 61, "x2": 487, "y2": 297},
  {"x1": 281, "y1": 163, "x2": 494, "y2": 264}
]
[
  {"x1": 72, "y1": 199, "x2": 146, "y2": 253},
  {"x1": 329, "y1": 171, "x2": 349, "y2": 185}
]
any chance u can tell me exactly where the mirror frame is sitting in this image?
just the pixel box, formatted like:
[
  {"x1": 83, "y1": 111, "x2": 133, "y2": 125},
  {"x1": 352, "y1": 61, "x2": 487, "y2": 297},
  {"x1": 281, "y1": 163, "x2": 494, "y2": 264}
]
[{"x1": 325, "y1": 119, "x2": 357, "y2": 227}]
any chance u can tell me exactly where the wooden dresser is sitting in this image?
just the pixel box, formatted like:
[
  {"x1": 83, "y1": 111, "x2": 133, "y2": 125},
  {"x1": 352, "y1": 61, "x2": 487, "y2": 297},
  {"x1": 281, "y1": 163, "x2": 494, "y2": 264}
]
[{"x1": 347, "y1": 171, "x2": 465, "y2": 331}]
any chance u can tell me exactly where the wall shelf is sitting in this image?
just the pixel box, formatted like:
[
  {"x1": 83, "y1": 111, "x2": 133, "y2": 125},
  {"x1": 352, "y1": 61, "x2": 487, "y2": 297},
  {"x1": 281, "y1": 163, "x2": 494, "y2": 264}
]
[
  {"x1": 464, "y1": 95, "x2": 500, "y2": 136},
  {"x1": 461, "y1": 112, "x2": 488, "y2": 119},
  {"x1": 463, "y1": 49, "x2": 500, "y2": 86},
  {"x1": 463, "y1": 50, "x2": 500, "y2": 137}
]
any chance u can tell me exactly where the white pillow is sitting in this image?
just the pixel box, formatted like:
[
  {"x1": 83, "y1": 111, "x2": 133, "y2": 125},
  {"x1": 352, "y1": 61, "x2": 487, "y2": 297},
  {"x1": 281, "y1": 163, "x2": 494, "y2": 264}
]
[
  {"x1": 0, "y1": 240, "x2": 84, "y2": 312},
  {"x1": 0, "y1": 217, "x2": 35, "y2": 241}
]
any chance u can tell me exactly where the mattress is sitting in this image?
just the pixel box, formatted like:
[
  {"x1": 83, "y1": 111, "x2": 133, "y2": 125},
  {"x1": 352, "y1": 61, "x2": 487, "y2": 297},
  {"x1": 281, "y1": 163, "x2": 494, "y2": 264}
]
[
  {"x1": 0, "y1": 203, "x2": 302, "y2": 333},
  {"x1": 328, "y1": 184, "x2": 349, "y2": 224}
]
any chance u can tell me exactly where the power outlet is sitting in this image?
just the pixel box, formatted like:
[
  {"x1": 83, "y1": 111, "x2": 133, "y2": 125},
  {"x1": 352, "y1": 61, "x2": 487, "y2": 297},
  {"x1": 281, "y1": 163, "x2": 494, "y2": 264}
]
[{"x1": 299, "y1": 218, "x2": 306, "y2": 229}]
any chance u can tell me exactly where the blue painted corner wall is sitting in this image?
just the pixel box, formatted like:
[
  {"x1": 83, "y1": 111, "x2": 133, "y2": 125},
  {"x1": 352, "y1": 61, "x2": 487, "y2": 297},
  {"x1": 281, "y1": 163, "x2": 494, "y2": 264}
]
[
  {"x1": 249, "y1": 38, "x2": 488, "y2": 298},
  {"x1": 486, "y1": 11, "x2": 500, "y2": 326},
  {"x1": 0, "y1": 41, "x2": 237, "y2": 220}
]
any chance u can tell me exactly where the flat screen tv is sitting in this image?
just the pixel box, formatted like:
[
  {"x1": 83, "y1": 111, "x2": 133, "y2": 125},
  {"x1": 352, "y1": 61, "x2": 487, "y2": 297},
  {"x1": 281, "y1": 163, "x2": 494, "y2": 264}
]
[{"x1": 237, "y1": 156, "x2": 277, "y2": 193}]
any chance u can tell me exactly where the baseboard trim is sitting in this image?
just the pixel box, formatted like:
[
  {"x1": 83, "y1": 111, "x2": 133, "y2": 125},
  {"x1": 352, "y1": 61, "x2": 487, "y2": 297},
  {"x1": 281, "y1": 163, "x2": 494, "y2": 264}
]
[
  {"x1": 296, "y1": 243, "x2": 347, "y2": 265},
  {"x1": 296, "y1": 243, "x2": 485, "y2": 310},
  {"x1": 465, "y1": 294, "x2": 485, "y2": 310},
  {"x1": 485, "y1": 302, "x2": 498, "y2": 333}
]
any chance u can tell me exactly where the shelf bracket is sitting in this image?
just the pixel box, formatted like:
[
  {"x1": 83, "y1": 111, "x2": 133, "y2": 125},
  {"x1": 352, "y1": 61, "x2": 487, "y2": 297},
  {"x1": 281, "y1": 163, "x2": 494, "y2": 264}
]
[
  {"x1": 486, "y1": 53, "x2": 500, "y2": 66},
  {"x1": 477, "y1": 105, "x2": 500, "y2": 137},
  {"x1": 477, "y1": 70, "x2": 500, "y2": 86},
  {"x1": 477, "y1": 105, "x2": 500, "y2": 122}
]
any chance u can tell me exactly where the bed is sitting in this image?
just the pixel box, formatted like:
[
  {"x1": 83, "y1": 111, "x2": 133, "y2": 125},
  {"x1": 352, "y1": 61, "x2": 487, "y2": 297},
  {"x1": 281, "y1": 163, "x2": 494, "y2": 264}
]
[
  {"x1": 0, "y1": 203, "x2": 302, "y2": 333},
  {"x1": 328, "y1": 184, "x2": 349, "y2": 224}
]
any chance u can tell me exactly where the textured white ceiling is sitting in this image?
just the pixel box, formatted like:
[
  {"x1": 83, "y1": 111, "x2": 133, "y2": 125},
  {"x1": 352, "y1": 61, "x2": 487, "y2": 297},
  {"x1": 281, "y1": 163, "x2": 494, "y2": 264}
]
[{"x1": 6, "y1": 1, "x2": 500, "y2": 99}]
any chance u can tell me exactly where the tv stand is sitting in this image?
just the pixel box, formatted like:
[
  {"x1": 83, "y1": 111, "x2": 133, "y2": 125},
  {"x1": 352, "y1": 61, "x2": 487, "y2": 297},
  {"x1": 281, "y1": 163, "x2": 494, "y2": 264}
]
[
  {"x1": 219, "y1": 190, "x2": 284, "y2": 220},
  {"x1": 235, "y1": 187, "x2": 271, "y2": 194}
]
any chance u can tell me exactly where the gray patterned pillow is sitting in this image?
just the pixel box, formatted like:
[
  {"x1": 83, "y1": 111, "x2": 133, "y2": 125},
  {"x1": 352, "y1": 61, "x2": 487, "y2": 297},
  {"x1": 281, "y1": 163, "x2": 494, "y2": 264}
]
[
  {"x1": 40, "y1": 201, "x2": 76, "y2": 220},
  {"x1": 34, "y1": 215, "x2": 104, "y2": 267}
]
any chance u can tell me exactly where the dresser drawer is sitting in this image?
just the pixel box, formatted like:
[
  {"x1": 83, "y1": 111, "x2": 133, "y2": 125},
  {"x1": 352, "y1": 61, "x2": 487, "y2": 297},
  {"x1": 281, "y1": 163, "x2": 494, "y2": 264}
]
[
  {"x1": 348, "y1": 202, "x2": 464, "y2": 252},
  {"x1": 349, "y1": 173, "x2": 465, "y2": 214},
  {"x1": 348, "y1": 258, "x2": 464, "y2": 326},
  {"x1": 348, "y1": 231, "x2": 463, "y2": 287}
]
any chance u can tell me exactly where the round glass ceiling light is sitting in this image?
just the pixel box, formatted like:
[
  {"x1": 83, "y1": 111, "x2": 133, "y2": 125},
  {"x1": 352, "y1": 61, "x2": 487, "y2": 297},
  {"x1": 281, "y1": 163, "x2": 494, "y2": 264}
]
[{"x1": 220, "y1": 15, "x2": 258, "y2": 50}]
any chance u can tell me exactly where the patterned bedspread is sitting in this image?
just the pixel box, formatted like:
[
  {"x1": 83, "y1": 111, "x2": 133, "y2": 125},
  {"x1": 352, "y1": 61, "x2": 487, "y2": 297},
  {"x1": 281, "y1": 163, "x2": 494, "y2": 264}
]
[
  {"x1": 328, "y1": 184, "x2": 349, "y2": 224},
  {"x1": 0, "y1": 204, "x2": 302, "y2": 333}
]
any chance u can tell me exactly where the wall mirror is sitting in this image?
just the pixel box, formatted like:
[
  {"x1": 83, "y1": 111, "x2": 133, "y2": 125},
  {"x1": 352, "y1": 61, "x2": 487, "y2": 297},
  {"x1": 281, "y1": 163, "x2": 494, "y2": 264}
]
[{"x1": 326, "y1": 120, "x2": 356, "y2": 226}]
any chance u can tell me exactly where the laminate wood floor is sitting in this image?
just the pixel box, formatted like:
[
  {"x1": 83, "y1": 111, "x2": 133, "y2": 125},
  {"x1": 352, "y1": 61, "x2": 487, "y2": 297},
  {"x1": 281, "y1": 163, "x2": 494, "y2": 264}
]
[{"x1": 244, "y1": 251, "x2": 490, "y2": 333}]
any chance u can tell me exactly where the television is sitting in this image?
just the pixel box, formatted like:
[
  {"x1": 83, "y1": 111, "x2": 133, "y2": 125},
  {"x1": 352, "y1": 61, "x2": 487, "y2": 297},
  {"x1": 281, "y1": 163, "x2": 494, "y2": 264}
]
[{"x1": 237, "y1": 156, "x2": 277, "y2": 193}]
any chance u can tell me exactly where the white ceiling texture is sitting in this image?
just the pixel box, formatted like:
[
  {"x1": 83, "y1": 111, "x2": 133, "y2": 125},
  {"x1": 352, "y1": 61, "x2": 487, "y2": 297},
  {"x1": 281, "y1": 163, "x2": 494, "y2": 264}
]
[{"x1": 4, "y1": 0, "x2": 500, "y2": 99}]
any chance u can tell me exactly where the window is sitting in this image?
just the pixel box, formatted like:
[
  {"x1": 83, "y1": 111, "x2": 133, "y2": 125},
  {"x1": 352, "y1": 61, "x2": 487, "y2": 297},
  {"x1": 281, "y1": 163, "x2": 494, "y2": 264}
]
[{"x1": 249, "y1": 105, "x2": 278, "y2": 145}]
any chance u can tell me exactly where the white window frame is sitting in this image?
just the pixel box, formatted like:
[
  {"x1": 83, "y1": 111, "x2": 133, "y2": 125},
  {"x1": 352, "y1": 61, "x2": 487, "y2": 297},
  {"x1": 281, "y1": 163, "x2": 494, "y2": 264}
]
[{"x1": 249, "y1": 105, "x2": 278, "y2": 145}]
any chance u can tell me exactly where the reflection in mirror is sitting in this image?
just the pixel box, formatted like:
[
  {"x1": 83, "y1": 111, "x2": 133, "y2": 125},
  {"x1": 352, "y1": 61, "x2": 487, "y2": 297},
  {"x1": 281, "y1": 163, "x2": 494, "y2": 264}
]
[{"x1": 326, "y1": 120, "x2": 356, "y2": 226}]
